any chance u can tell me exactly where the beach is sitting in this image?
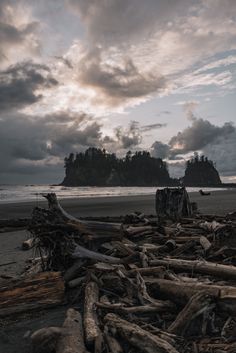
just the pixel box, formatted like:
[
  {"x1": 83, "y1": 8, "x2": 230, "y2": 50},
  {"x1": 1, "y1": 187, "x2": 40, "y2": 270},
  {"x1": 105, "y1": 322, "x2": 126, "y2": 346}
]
[
  {"x1": 0, "y1": 188, "x2": 236, "y2": 219},
  {"x1": 0, "y1": 188, "x2": 235, "y2": 352}
]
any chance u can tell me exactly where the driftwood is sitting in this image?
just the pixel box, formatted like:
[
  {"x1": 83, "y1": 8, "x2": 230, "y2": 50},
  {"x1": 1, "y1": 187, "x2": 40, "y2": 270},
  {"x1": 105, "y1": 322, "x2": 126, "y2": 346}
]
[
  {"x1": 31, "y1": 327, "x2": 68, "y2": 353},
  {"x1": 168, "y1": 291, "x2": 215, "y2": 336},
  {"x1": 56, "y1": 308, "x2": 89, "y2": 353},
  {"x1": 105, "y1": 313, "x2": 180, "y2": 353},
  {"x1": 14, "y1": 190, "x2": 236, "y2": 353},
  {"x1": 22, "y1": 237, "x2": 34, "y2": 250},
  {"x1": 84, "y1": 281, "x2": 101, "y2": 346},
  {"x1": 156, "y1": 187, "x2": 193, "y2": 220},
  {"x1": 0, "y1": 272, "x2": 64, "y2": 317},
  {"x1": 146, "y1": 278, "x2": 236, "y2": 315},
  {"x1": 149, "y1": 258, "x2": 236, "y2": 281}
]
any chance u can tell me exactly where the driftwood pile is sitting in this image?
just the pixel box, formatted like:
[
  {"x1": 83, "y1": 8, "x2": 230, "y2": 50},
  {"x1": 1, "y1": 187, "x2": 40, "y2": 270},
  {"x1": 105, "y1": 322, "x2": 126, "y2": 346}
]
[{"x1": 1, "y1": 190, "x2": 236, "y2": 353}]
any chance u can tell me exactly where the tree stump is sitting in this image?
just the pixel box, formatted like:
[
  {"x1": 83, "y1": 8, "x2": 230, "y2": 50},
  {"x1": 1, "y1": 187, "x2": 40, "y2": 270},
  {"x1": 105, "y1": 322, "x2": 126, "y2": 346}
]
[{"x1": 156, "y1": 187, "x2": 193, "y2": 220}]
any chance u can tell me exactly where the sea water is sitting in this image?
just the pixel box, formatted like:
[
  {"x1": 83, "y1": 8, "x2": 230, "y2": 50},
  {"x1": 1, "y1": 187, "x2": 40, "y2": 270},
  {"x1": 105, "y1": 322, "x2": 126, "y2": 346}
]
[{"x1": 0, "y1": 185, "x2": 225, "y2": 204}]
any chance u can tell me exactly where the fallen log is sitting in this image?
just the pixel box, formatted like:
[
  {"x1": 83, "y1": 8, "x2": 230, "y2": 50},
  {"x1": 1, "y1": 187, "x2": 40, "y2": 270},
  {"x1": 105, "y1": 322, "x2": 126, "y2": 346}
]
[
  {"x1": 168, "y1": 291, "x2": 215, "y2": 336},
  {"x1": 0, "y1": 272, "x2": 64, "y2": 317},
  {"x1": 43, "y1": 193, "x2": 122, "y2": 233},
  {"x1": 96, "y1": 301, "x2": 176, "y2": 314},
  {"x1": 56, "y1": 308, "x2": 89, "y2": 353},
  {"x1": 84, "y1": 281, "x2": 101, "y2": 346},
  {"x1": 105, "y1": 313, "x2": 180, "y2": 353},
  {"x1": 150, "y1": 258, "x2": 236, "y2": 281},
  {"x1": 146, "y1": 278, "x2": 236, "y2": 315}
]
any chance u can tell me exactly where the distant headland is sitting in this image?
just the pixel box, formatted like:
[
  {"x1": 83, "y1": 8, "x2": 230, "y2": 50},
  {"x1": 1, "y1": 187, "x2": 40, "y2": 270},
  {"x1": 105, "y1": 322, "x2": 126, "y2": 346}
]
[{"x1": 61, "y1": 148, "x2": 232, "y2": 188}]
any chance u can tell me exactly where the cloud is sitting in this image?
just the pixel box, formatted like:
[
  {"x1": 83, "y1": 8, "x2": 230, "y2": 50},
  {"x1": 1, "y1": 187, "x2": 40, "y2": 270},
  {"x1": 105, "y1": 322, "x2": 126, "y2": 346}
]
[
  {"x1": 78, "y1": 47, "x2": 166, "y2": 107},
  {"x1": 151, "y1": 141, "x2": 170, "y2": 159},
  {"x1": 0, "y1": 61, "x2": 58, "y2": 111},
  {"x1": 67, "y1": 0, "x2": 191, "y2": 45},
  {"x1": 203, "y1": 131, "x2": 236, "y2": 177},
  {"x1": 114, "y1": 121, "x2": 142, "y2": 149},
  {"x1": 0, "y1": 109, "x2": 106, "y2": 182},
  {"x1": 177, "y1": 100, "x2": 199, "y2": 121},
  {"x1": 169, "y1": 119, "x2": 234, "y2": 154},
  {"x1": 0, "y1": 1, "x2": 41, "y2": 66}
]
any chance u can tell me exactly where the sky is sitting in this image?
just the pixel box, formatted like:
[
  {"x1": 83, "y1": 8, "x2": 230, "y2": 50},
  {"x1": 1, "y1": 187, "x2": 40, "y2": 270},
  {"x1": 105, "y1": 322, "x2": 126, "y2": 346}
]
[{"x1": 0, "y1": 0, "x2": 236, "y2": 184}]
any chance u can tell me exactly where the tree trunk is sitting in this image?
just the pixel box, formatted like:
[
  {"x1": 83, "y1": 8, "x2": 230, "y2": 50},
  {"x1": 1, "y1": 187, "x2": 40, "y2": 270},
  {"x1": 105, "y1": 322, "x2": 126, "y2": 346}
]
[{"x1": 156, "y1": 187, "x2": 193, "y2": 220}]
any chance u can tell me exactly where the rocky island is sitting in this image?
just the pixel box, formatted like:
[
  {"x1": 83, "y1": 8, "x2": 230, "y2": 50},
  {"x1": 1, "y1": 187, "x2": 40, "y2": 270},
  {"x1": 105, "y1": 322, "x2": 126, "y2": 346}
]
[
  {"x1": 183, "y1": 154, "x2": 221, "y2": 187},
  {"x1": 61, "y1": 148, "x2": 222, "y2": 187},
  {"x1": 62, "y1": 148, "x2": 172, "y2": 186}
]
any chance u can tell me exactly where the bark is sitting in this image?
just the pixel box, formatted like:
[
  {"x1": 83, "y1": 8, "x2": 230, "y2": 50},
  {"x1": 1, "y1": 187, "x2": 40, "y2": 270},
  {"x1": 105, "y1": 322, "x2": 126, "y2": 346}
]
[
  {"x1": 56, "y1": 308, "x2": 89, "y2": 353},
  {"x1": 156, "y1": 187, "x2": 193, "y2": 220},
  {"x1": 105, "y1": 313, "x2": 180, "y2": 353},
  {"x1": 0, "y1": 272, "x2": 64, "y2": 317}
]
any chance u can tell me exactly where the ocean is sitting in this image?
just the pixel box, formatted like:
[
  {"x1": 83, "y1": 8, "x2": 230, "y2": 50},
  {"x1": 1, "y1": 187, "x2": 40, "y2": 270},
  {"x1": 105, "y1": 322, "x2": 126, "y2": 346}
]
[{"x1": 0, "y1": 185, "x2": 226, "y2": 204}]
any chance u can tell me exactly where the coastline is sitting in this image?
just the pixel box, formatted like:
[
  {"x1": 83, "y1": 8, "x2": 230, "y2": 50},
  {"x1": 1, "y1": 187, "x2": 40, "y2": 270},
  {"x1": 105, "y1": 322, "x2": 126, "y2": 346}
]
[{"x1": 0, "y1": 189, "x2": 235, "y2": 219}]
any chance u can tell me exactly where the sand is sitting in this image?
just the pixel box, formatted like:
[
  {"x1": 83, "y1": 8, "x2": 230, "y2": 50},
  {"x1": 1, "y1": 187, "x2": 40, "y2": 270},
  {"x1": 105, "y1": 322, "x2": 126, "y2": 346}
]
[
  {"x1": 0, "y1": 189, "x2": 235, "y2": 352},
  {"x1": 0, "y1": 189, "x2": 236, "y2": 219}
]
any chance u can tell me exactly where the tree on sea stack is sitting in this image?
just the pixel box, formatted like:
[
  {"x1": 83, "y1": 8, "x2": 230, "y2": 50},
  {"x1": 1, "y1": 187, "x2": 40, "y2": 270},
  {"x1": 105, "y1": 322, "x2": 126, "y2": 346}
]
[{"x1": 183, "y1": 153, "x2": 221, "y2": 187}]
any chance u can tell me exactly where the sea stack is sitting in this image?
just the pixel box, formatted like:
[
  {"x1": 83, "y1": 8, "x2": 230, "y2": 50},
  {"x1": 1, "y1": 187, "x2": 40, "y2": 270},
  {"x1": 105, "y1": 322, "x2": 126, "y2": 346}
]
[{"x1": 183, "y1": 154, "x2": 221, "y2": 187}]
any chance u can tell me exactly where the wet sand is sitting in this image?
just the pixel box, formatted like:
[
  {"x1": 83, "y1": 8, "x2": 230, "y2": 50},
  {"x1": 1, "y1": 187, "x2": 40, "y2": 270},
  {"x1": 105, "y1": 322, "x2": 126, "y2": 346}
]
[{"x1": 0, "y1": 189, "x2": 236, "y2": 219}]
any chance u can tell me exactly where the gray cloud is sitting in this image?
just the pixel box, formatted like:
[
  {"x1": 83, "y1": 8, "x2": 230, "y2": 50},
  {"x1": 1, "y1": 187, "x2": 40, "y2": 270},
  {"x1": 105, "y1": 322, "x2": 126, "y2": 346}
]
[
  {"x1": 67, "y1": 0, "x2": 191, "y2": 45},
  {"x1": 0, "y1": 1, "x2": 41, "y2": 64},
  {"x1": 151, "y1": 141, "x2": 170, "y2": 159},
  {"x1": 0, "y1": 62, "x2": 58, "y2": 110},
  {"x1": 169, "y1": 119, "x2": 234, "y2": 154},
  {"x1": 203, "y1": 131, "x2": 236, "y2": 177},
  {"x1": 79, "y1": 48, "x2": 166, "y2": 106},
  {"x1": 0, "y1": 110, "x2": 105, "y2": 182},
  {"x1": 151, "y1": 117, "x2": 236, "y2": 177},
  {"x1": 114, "y1": 121, "x2": 142, "y2": 149}
]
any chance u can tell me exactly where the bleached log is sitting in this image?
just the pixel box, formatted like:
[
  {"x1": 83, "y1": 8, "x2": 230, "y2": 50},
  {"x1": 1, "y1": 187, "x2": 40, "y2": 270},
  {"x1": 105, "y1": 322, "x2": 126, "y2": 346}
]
[
  {"x1": 149, "y1": 258, "x2": 236, "y2": 281},
  {"x1": 84, "y1": 281, "x2": 101, "y2": 346},
  {"x1": 56, "y1": 308, "x2": 89, "y2": 353}
]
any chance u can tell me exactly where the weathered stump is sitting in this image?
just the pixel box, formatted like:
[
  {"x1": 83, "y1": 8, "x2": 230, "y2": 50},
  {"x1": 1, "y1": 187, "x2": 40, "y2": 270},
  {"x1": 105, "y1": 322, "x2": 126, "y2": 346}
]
[{"x1": 156, "y1": 187, "x2": 193, "y2": 220}]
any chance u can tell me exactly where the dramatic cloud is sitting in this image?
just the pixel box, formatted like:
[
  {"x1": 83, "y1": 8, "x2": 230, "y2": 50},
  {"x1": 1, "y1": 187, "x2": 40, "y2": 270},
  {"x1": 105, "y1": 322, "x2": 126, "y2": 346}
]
[
  {"x1": 151, "y1": 116, "x2": 236, "y2": 178},
  {"x1": 0, "y1": 62, "x2": 58, "y2": 110},
  {"x1": 78, "y1": 48, "x2": 166, "y2": 107},
  {"x1": 169, "y1": 119, "x2": 234, "y2": 155},
  {"x1": 0, "y1": 0, "x2": 236, "y2": 182}
]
